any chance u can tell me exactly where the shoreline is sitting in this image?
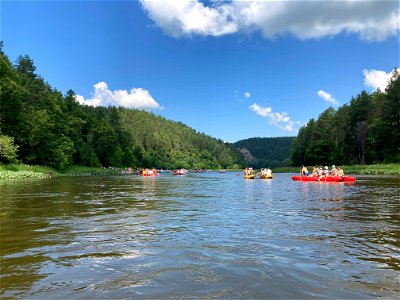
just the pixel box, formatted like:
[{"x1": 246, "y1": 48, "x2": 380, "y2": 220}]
[
  {"x1": 1, "y1": 163, "x2": 399, "y2": 179},
  {"x1": 0, "y1": 164, "x2": 121, "y2": 180}
]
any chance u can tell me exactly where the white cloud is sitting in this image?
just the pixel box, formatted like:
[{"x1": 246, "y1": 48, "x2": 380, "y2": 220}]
[
  {"x1": 249, "y1": 103, "x2": 300, "y2": 132},
  {"x1": 244, "y1": 91, "x2": 251, "y2": 99},
  {"x1": 75, "y1": 82, "x2": 162, "y2": 110},
  {"x1": 363, "y1": 69, "x2": 396, "y2": 92},
  {"x1": 140, "y1": 0, "x2": 236, "y2": 37},
  {"x1": 140, "y1": 0, "x2": 399, "y2": 41},
  {"x1": 317, "y1": 90, "x2": 339, "y2": 106}
]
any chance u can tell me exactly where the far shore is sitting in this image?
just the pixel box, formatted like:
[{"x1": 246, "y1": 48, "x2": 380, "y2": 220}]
[{"x1": 1, "y1": 163, "x2": 399, "y2": 180}]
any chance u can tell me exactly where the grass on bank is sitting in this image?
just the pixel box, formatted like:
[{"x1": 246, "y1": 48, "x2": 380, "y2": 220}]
[
  {"x1": 0, "y1": 164, "x2": 55, "y2": 179},
  {"x1": 342, "y1": 164, "x2": 400, "y2": 175},
  {"x1": 0, "y1": 164, "x2": 120, "y2": 179}
]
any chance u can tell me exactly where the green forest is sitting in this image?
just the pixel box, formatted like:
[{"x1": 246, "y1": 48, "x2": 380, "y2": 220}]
[
  {"x1": 234, "y1": 137, "x2": 295, "y2": 168},
  {"x1": 291, "y1": 70, "x2": 400, "y2": 166},
  {"x1": 0, "y1": 44, "x2": 244, "y2": 170}
]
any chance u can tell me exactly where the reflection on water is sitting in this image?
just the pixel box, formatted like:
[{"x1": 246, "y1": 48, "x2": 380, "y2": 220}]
[{"x1": 1, "y1": 173, "x2": 399, "y2": 298}]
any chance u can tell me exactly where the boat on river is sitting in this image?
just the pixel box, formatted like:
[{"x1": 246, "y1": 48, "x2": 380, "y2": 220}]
[
  {"x1": 259, "y1": 175, "x2": 274, "y2": 179},
  {"x1": 244, "y1": 174, "x2": 255, "y2": 179},
  {"x1": 140, "y1": 173, "x2": 159, "y2": 177},
  {"x1": 139, "y1": 168, "x2": 159, "y2": 176},
  {"x1": 291, "y1": 175, "x2": 356, "y2": 182},
  {"x1": 173, "y1": 169, "x2": 188, "y2": 176}
]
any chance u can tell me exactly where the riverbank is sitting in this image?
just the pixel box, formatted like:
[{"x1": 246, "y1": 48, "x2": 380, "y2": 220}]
[
  {"x1": 0, "y1": 164, "x2": 121, "y2": 179},
  {"x1": 273, "y1": 164, "x2": 400, "y2": 175}
]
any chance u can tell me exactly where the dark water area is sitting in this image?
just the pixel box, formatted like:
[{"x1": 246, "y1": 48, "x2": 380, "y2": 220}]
[{"x1": 1, "y1": 173, "x2": 399, "y2": 299}]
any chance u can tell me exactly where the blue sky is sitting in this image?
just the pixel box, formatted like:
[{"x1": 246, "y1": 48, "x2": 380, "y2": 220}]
[{"x1": 1, "y1": 0, "x2": 399, "y2": 142}]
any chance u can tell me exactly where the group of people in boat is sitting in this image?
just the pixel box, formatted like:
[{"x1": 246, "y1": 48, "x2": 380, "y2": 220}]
[
  {"x1": 244, "y1": 167, "x2": 254, "y2": 176},
  {"x1": 244, "y1": 167, "x2": 273, "y2": 178},
  {"x1": 140, "y1": 168, "x2": 158, "y2": 176},
  {"x1": 174, "y1": 168, "x2": 188, "y2": 175},
  {"x1": 259, "y1": 167, "x2": 272, "y2": 178},
  {"x1": 300, "y1": 165, "x2": 344, "y2": 180}
]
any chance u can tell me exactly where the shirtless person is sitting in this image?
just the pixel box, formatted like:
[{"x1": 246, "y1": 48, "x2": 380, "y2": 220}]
[{"x1": 300, "y1": 165, "x2": 309, "y2": 176}]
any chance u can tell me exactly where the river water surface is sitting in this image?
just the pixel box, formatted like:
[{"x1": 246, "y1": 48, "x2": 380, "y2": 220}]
[{"x1": 1, "y1": 172, "x2": 399, "y2": 299}]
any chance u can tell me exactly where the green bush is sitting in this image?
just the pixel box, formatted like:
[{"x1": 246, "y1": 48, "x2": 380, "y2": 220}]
[{"x1": 0, "y1": 134, "x2": 18, "y2": 163}]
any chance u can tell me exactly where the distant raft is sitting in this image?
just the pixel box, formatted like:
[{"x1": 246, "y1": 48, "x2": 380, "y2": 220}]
[
  {"x1": 173, "y1": 169, "x2": 188, "y2": 176},
  {"x1": 140, "y1": 173, "x2": 159, "y2": 177}
]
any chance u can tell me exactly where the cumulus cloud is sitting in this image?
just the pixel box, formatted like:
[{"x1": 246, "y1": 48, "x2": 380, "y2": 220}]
[
  {"x1": 140, "y1": 0, "x2": 399, "y2": 41},
  {"x1": 140, "y1": 0, "x2": 236, "y2": 37},
  {"x1": 317, "y1": 90, "x2": 339, "y2": 106},
  {"x1": 75, "y1": 82, "x2": 162, "y2": 109},
  {"x1": 249, "y1": 103, "x2": 300, "y2": 132},
  {"x1": 363, "y1": 69, "x2": 396, "y2": 92},
  {"x1": 244, "y1": 91, "x2": 251, "y2": 99}
]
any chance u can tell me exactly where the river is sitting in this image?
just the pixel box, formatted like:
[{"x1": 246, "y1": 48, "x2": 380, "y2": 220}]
[{"x1": 1, "y1": 172, "x2": 399, "y2": 299}]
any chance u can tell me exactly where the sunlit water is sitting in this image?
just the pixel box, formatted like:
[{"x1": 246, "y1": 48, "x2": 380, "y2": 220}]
[{"x1": 1, "y1": 173, "x2": 399, "y2": 299}]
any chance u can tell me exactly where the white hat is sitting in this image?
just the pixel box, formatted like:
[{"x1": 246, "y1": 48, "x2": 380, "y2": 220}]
[
  {"x1": 325, "y1": 166, "x2": 328, "y2": 169},
  {"x1": 332, "y1": 165, "x2": 335, "y2": 168}
]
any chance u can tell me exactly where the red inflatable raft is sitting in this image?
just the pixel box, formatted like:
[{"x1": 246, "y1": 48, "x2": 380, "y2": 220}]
[{"x1": 291, "y1": 175, "x2": 356, "y2": 182}]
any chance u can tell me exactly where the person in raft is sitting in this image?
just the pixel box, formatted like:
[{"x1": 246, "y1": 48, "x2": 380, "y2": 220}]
[
  {"x1": 317, "y1": 167, "x2": 324, "y2": 180},
  {"x1": 324, "y1": 166, "x2": 330, "y2": 176},
  {"x1": 266, "y1": 168, "x2": 272, "y2": 177},
  {"x1": 300, "y1": 165, "x2": 309, "y2": 176},
  {"x1": 318, "y1": 166, "x2": 330, "y2": 180},
  {"x1": 336, "y1": 167, "x2": 344, "y2": 177},
  {"x1": 330, "y1": 165, "x2": 337, "y2": 176},
  {"x1": 312, "y1": 166, "x2": 319, "y2": 176}
]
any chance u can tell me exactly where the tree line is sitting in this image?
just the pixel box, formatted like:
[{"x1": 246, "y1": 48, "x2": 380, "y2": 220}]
[
  {"x1": 2, "y1": 43, "x2": 397, "y2": 171},
  {"x1": 0, "y1": 44, "x2": 244, "y2": 170},
  {"x1": 291, "y1": 70, "x2": 399, "y2": 166}
]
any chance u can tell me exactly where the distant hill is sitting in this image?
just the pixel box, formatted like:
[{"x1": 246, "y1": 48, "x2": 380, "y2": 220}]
[{"x1": 233, "y1": 137, "x2": 295, "y2": 168}]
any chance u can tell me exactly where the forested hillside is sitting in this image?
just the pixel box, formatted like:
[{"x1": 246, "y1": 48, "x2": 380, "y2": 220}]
[
  {"x1": 291, "y1": 70, "x2": 399, "y2": 166},
  {"x1": 234, "y1": 137, "x2": 295, "y2": 168},
  {"x1": 0, "y1": 44, "x2": 244, "y2": 170}
]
